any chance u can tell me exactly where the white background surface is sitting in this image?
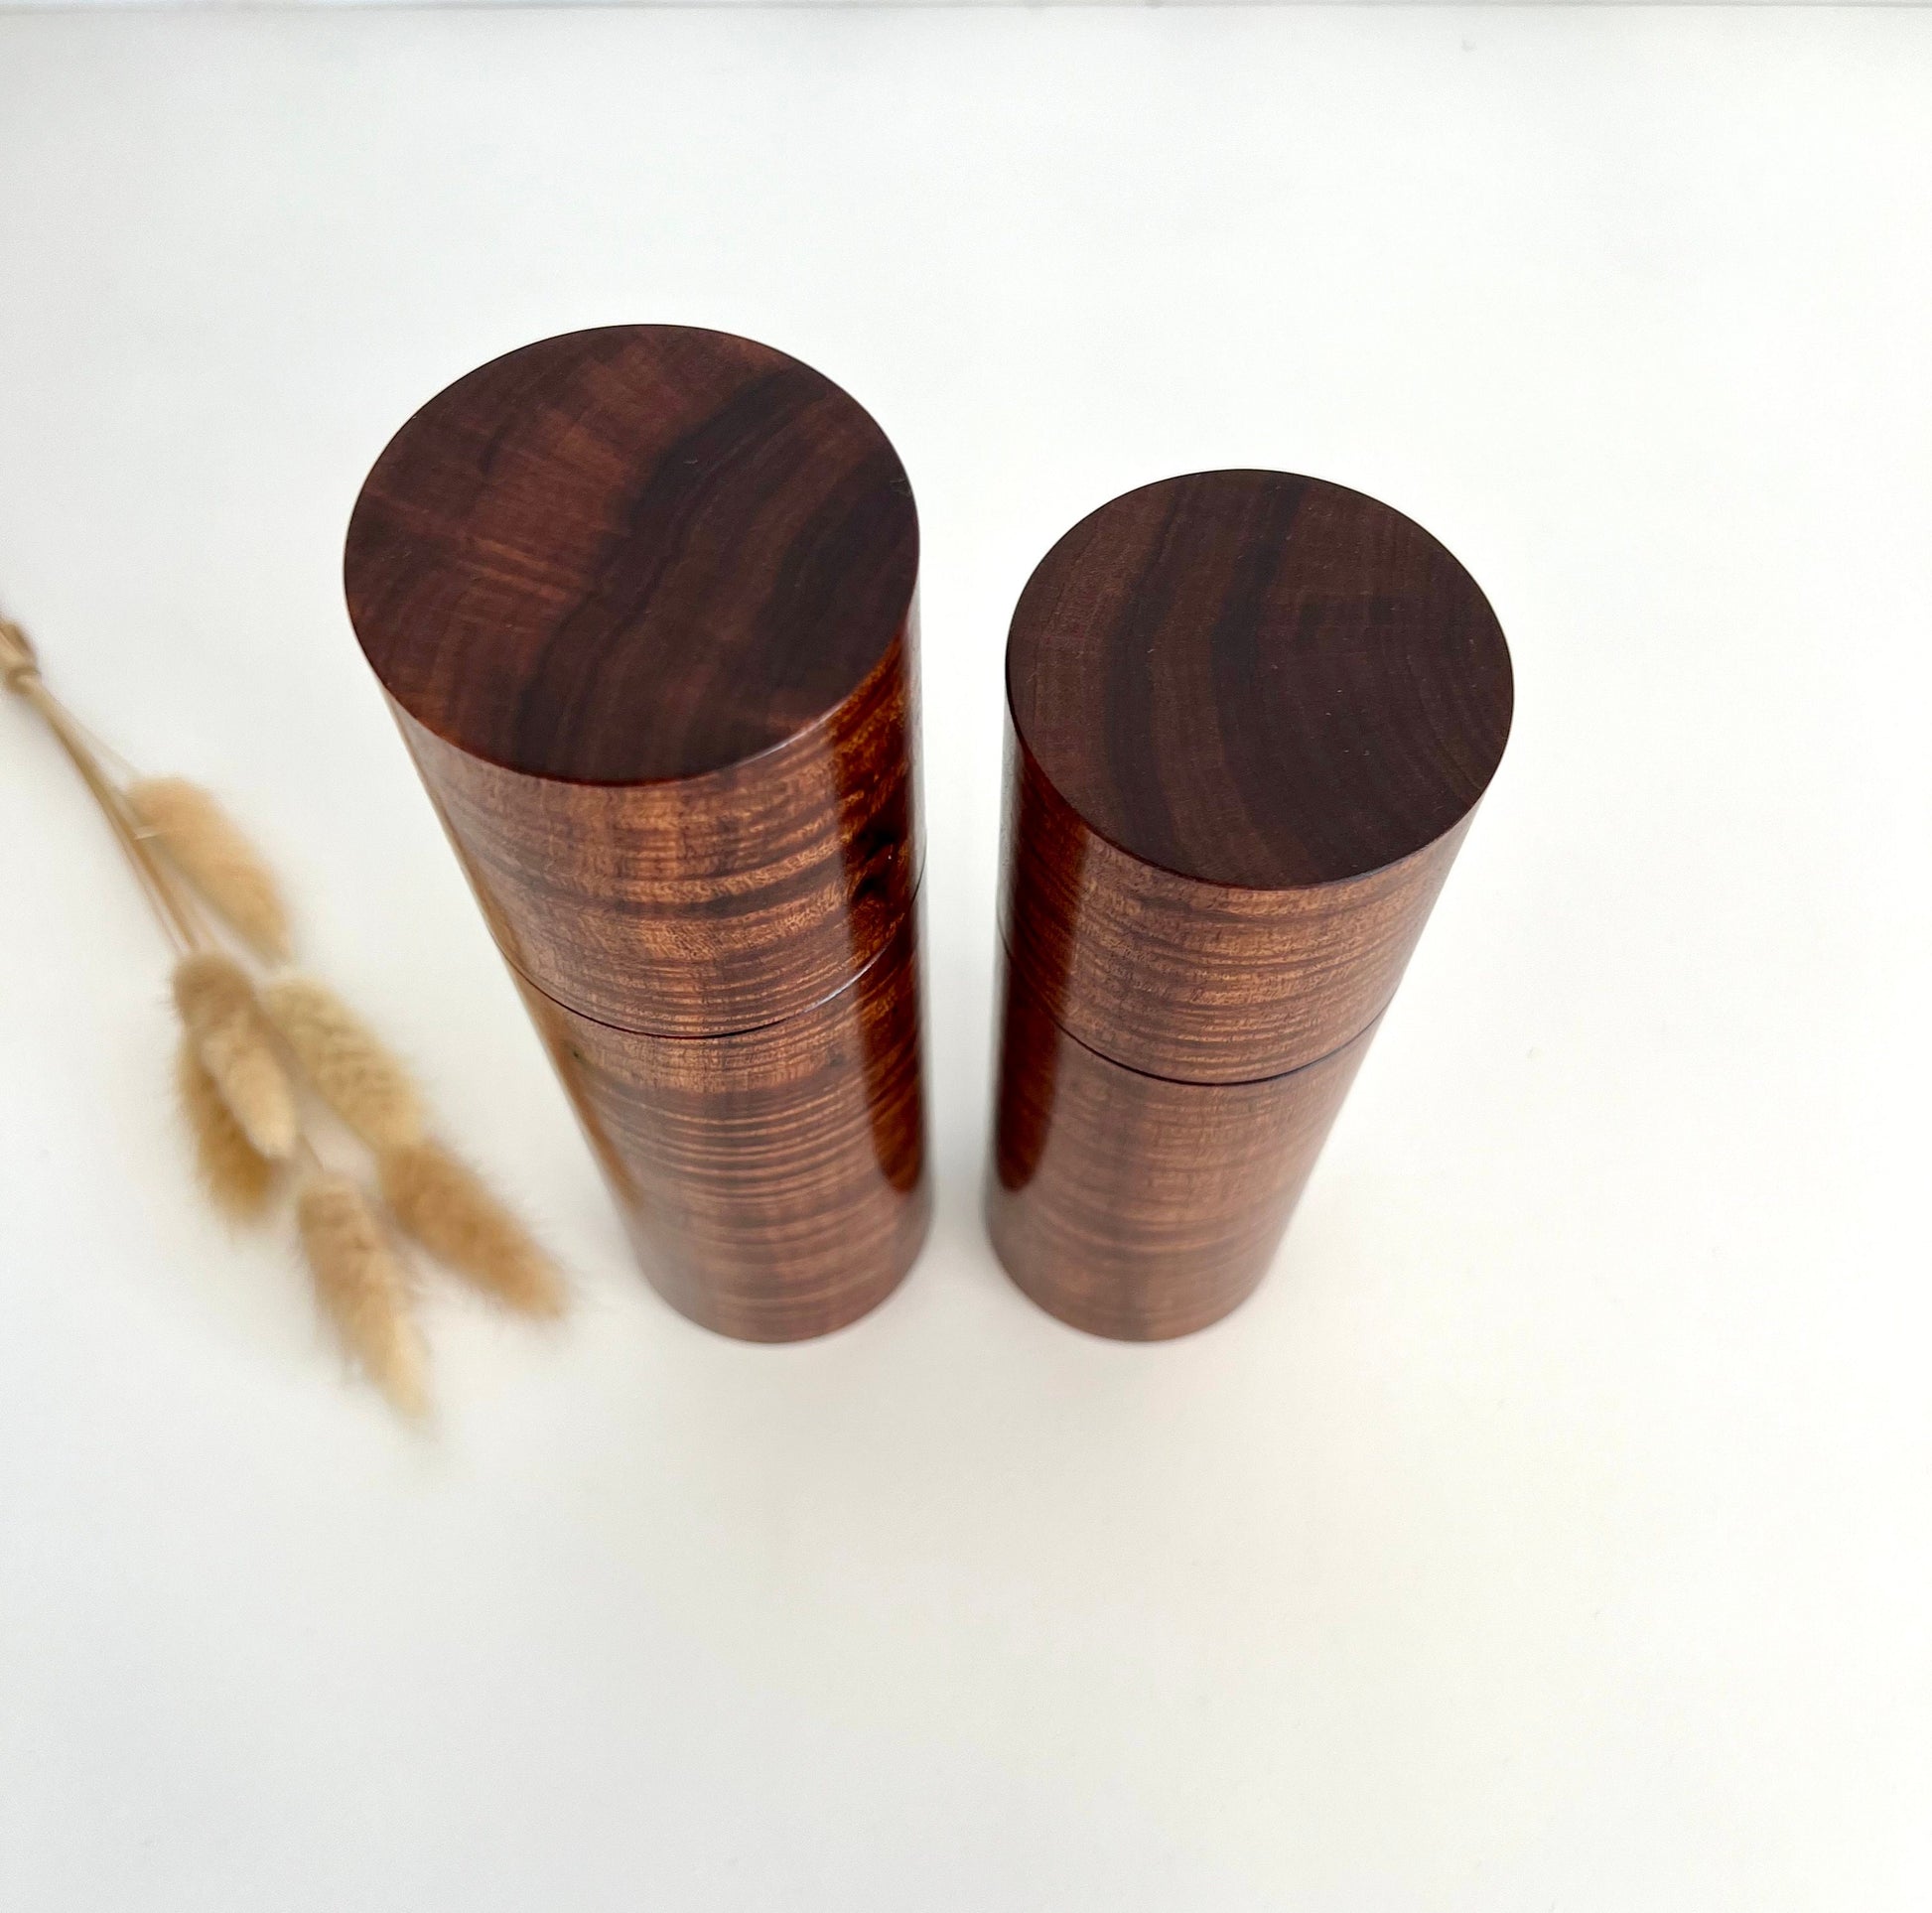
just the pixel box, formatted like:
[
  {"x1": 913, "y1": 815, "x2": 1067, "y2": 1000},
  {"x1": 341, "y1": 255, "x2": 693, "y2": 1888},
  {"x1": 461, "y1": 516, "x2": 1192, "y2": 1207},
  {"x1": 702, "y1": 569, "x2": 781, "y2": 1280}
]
[{"x1": 2, "y1": 11, "x2": 1929, "y2": 1909}]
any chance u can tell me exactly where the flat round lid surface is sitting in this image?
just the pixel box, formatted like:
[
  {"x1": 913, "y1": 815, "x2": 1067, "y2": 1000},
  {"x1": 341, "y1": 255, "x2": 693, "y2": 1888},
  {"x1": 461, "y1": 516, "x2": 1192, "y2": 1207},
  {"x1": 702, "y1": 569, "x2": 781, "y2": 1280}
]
[
  {"x1": 1007, "y1": 471, "x2": 1513, "y2": 888},
  {"x1": 345, "y1": 326, "x2": 918, "y2": 783}
]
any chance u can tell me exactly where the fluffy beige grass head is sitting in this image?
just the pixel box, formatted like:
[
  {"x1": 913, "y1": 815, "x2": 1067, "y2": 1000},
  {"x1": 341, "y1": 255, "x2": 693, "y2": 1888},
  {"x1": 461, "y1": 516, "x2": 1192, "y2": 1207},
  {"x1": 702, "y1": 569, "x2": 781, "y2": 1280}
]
[
  {"x1": 296, "y1": 1172, "x2": 428, "y2": 1417},
  {"x1": 129, "y1": 776, "x2": 291, "y2": 963},
  {"x1": 172, "y1": 951, "x2": 298, "y2": 1160},
  {"x1": 262, "y1": 974, "x2": 424, "y2": 1151},
  {"x1": 176, "y1": 1036, "x2": 282, "y2": 1222},
  {"x1": 379, "y1": 1140, "x2": 565, "y2": 1319}
]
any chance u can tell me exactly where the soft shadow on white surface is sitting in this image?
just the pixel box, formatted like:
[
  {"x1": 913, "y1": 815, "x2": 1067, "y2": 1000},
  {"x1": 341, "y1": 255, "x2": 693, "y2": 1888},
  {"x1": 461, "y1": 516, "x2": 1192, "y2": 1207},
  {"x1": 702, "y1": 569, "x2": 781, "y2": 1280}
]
[{"x1": 1, "y1": 9, "x2": 1928, "y2": 1910}]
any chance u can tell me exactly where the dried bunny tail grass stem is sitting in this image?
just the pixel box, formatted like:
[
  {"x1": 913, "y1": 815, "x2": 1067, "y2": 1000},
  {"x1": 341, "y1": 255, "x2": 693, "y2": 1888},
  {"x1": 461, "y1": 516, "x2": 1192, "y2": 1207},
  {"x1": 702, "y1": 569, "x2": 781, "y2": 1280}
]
[
  {"x1": 379, "y1": 1141, "x2": 565, "y2": 1319},
  {"x1": 296, "y1": 1171, "x2": 428, "y2": 1418},
  {"x1": 177, "y1": 1037, "x2": 282, "y2": 1222},
  {"x1": 0, "y1": 615, "x2": 35, "y2": 688},
  {"x1": 127, "y1": 776, "x2": 291, "y2": 963},
  {"x1": 261, "y1": 974, "x2": 424, "y2": 1151},
  {"x1": 4, "y1": 620, "x2": 203, "y2": 954},
  {"x1": 172, "y1": 951, "x2": 299, "y2": 1160}
]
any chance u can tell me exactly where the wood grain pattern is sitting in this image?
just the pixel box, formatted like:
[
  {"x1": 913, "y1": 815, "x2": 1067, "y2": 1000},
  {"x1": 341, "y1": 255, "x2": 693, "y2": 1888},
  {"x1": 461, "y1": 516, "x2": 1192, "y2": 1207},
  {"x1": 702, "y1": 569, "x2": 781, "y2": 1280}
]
[
  {"x1": 1000, "y1": 721, "x2": 1468, "y2": 1081},
  {"x1": 391, "y1": 622, "x2": 919, "y2": 1033},
  {"x1": 345, "y1": 325, "x2": 917, "y2": 786},
  {"x1": 524, "y1": 906, "x2": 928, "y2": 1342},
  {"x1": 988, "y1": 951, "x2": 1377, "y2": 1341},
  {"x1": 991, "y1": 471, "x2": 1509, "y2": 1338},
  {"x1": 346, "y1": 326, "x2": 922, "y2": 1037},
  {"x1": 345, "y1": 326, "x2": 927, "y2": 1339},
  {"x1": 1007, "y1": 470, "x2": 1510, "y2": 890}
]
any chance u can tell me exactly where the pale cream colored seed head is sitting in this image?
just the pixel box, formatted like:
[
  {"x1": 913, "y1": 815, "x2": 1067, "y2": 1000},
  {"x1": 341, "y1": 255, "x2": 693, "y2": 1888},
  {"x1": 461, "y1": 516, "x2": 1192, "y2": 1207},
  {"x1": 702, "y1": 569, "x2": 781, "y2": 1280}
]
[
  {"x1": 379, "y1": 1140, "x2": 565, "y2": 1319},
  {"x1": 176, "y1": 1036, "x2": 282, "y2": 1222},
  {"x1": 129, "y1": 776, "x2": 291, "y2": 964},
  {"x1": 261, "y1": 974, "x2": 424, "y2": 1152},
  {"x1": 296, "y1": 1172, "x2": 428, "y2": 1418},
  {"x1": 172, "y1": 950, "x2": 299, "y2": 1161}
]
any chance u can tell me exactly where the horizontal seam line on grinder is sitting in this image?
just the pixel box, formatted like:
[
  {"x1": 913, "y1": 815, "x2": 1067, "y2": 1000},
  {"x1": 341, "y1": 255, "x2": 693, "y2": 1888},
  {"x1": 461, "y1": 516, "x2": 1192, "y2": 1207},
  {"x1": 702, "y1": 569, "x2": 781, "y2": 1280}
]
[
  {"x1": 500, "y1": 882, "x2": 924, "y2": 1042},
  {"x1": 998, "y1": 930, "x2": 1387, "y2": 1089}
]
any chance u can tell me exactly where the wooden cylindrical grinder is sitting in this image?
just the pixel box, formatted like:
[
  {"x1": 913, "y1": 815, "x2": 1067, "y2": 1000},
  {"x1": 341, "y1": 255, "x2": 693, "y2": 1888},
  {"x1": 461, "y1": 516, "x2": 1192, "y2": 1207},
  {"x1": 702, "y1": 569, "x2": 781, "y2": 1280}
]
[
  {"x1": 345, "y1": 326, "x2": 928, "y2": 1341},
  {"x1": 988, "y1": 472, "x2": 1512, "y2": 1340}
]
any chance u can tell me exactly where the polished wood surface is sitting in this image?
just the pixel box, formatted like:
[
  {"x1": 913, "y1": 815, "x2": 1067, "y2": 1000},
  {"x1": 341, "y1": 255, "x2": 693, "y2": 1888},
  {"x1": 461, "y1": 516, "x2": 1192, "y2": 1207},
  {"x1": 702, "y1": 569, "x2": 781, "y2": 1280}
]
[
  {"x1": 390, "y1": 623, "x2": 919, "y2": 1033},
  {"x1": 992, "y1": 471, "x2": 1509, "y2": 1338},
  {"x1": 988, "y1": 953, "x2": 1377, "y2": 1341},
  {"x1": 1001, "y1": 471, "x2": 1510, "y2": 1084},
  {"x1": 1000, "y1": 724, "x2": 1467, "y2": 1081},
  {"x1": 524, "y1": 908, "x2": 928, "y2": 1342},
  {"x1": 346, "y1": 326, "x2": 922, "y2": 1036},
  {"x1": 1007, "y1": 470, "x2": 1510, "y2": 890},
  {"x1": 345, "y1": 325, "x2": 917, "y2": 786},
  {"x1": 345, "y1": 327, "x2": 926, "y2": 1340}
]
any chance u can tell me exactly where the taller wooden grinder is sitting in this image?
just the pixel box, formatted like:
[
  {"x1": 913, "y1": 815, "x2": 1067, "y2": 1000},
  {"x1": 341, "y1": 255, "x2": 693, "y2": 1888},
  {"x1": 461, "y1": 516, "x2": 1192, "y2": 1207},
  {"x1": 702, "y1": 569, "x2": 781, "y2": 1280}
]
[{"x1": 346, "y1": 326, "x2": 927, "y2": 1341}]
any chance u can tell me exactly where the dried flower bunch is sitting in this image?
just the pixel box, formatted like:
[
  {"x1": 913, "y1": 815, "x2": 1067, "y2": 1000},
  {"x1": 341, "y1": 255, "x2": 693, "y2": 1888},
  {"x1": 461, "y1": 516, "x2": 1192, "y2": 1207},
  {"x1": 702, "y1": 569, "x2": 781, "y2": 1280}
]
[{"x1": 2, "y1": 614, "x2": 564, "y2": 1417}]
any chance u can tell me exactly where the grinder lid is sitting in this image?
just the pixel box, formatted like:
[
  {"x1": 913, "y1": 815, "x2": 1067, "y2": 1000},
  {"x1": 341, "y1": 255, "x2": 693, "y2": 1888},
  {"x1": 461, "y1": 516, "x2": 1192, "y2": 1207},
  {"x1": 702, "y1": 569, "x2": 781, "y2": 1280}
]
[
  {"x1": 1006, "y1": 470, "x2": 1512, "y2": 890},
  {"x1": 345, "y1": 324, "x2": 918, "y2": 785}
]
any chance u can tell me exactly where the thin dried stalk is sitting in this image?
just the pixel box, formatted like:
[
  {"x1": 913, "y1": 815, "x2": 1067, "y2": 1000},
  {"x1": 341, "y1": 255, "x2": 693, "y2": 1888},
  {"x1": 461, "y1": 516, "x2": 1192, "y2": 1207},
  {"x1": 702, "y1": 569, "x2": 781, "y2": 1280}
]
[
  {"x1": 379, "y1": 1140, "x2": 565, "y2": 1318},
  {"x1": 128, "y1": 776, "x2": 291, "y2": 963},
  {"x1": 5, "y1": 623, "x2": 202, "y2": 954},
  {"x1": 173, "y1": 951, "x2": 299, "y2": 1160},
  {"x1": 0, "y1": 616, "x2": 34, "y2": 687},
  {"x1": 296, "y1": 1172, "x2": 427, "y2": 1417},
  {"x1": 261, "y1": 974, "x2": 423, "y2": 1151},
  {"x1": 176, "y1": 1037, "x2": 282, "y2": 1222}
]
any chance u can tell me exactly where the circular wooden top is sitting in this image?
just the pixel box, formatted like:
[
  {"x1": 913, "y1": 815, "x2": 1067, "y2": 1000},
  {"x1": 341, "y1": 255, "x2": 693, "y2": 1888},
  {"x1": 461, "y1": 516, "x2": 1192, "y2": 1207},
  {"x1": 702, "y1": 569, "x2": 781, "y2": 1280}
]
[
  {"x1": 1006, "y1": 472, "x2": 1512, "y2": 890},
  {"x1": 345, "y1": 326, "x2": 918, "y2": 784}
]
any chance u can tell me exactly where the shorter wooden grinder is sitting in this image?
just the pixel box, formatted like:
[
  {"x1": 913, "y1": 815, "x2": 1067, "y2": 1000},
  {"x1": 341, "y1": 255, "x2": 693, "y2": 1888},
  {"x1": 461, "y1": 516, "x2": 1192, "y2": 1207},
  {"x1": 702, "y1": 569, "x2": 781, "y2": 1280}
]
[
  {"x1": 345, "y1": 326, "x2": 928, "y2": 1341},
  {"x1": 989, "y1": 472, "x2": 1512, "y2": 1340}
]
